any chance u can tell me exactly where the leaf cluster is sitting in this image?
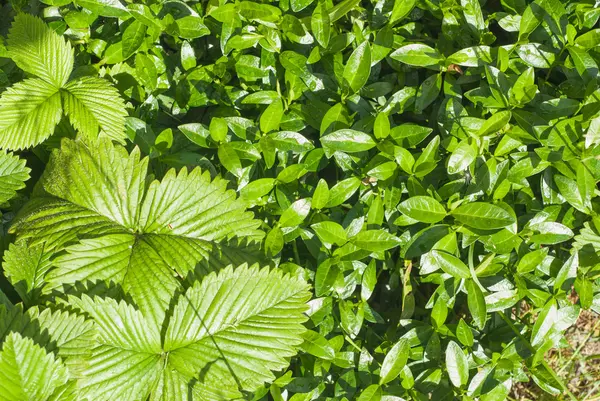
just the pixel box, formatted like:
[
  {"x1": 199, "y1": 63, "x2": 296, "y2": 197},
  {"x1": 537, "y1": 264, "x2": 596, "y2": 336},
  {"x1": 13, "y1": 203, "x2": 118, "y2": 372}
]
[{"x1": 0, "y1": 0, "x2": 599, "y2": 400}]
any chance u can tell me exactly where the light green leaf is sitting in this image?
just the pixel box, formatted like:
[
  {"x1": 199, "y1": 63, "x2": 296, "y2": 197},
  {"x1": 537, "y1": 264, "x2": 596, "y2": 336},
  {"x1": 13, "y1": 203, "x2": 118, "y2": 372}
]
[
  {"x1": 77, "y1": 0, "x2": 130, "y2": 18},
  {"x1": 485, "y1": 290, "x2": 520, "y2": 312},
  {"x1": 7, "y1": 14, "x2": 74, "y2": 87},
  {"x1": 554, "y1": 253, "x2": 578, "y2": 292},
  {"x1": 70, "y1": 296, "x2": 170, "y2": 401},
  {"x1": 178, "y1": 124, "x2": 210, "y2": 148},
  {"x1": 180, "y1": 41, "x2": 196, "y2": 71},
  {"x1": 555, "y1": 174, "x2": 588, "y2": 212},
  {"x1": 321, "y1": 129, "x2": 376, "y2": 153},
  {"x1": 122, "y1": 20, "x2": 147, "y2": 59},
  {"x1": 577, "y1": 164, "x2": 595, "y2": 211},
  {"x1": 127, "y1": 4, "x2": 161, "y2": 29},
  {"x1": 269, "y1": 131, "x2": 315, "y2": 152},
  {"x1": 398, "y1": 196, "x2": 446, "y2": 223},
  {"x1": 0, "y1": 151, "x2": 30, "y2": 203},
  {"x1": 69, "y1": 265, "x2": 309, "y2": 400},
  {"x1": 394, "y1": 146, "x2": 415, "y2": 173},
  {"x1": 328, "y1": 0, "x2": 360, "y2": 22},
  {"x1": 209, "y1": 117, "x2": 228, "y2": 142},
  {"x1": 357, "y1": 384, "x2": 382, "y2": 401},
  {"x1": 0, "y1": 332, "x2": 69, "y2": 401},
  {"x1": 447, "y1": 141, "x2": 477, "y2": 174},
  {"x1": 456, "y1": 319, "x2": 474, "y2": 347},
  {"x1": 164, "y1": 264, "x2": 310, "y2": 394},
  {"x1": 217, "y1": 143, "x2": 242, "y2": 176},
  {"x1": 586, "y1": 115, "x2": 600, "y2": 148},
  {"x1": 568, "y1": 46, "x2": 598, "y2": 79},
  {"x1": 265, "y1": 226, "x2": 284, "y2": 256},
  {"x1": 531, "y1": 300, "x2": 557, "y2": 347},
  {"x1": 326, "y1": 177, "x2": 360, "y2": 207},
  {"x1": 478, "y1": 111, "x2": 511, "y2": 136},
  {"x1": 62, "y1": 77, "x2": 128, "y2": 144},
  {"x1": 175, "y1": 16, "x2": 210, "y2": 39},
  {"x1": 312, "y1": 221, "x2": 347, "y2": 246},
  {"x1": 517, "y1": 248, "x2": 548, "y2": 274},
  {"x1": 374, "y1": 113, "x2": 390, "y2": 139},
  {"x1": 367, "y1": 161, "x2": 397, "y2": 181},
  {"x1": 280, "y1": 199, "x2": 311, "y2": 227},
  {"x1": 343, "y1": 41, "x2": 371, "y2": 94},
  {"x1": 23, "y1": 306, "x2": 96, "y2": 366},
  {"x1": 430, "y1": 250, "x2": 470, "y2": 279},
  {"x1": 312, "y1": 179, "x2": 330, "y2": 209},
  {"x1": 13, "y1": 138, "x2": 263, "y2": 326},
  {"x1": 379, "y1": 339, "x2": 409, "y2": 385},
  {"x1": 390, "y1": 0, "x2": 416, "y2": 26},
  {"x1": 2, "y1": 241, "x2": 51, "y2": 304},
  {"x1": 241, "y1": 178, "x2": 276, "y2": 202},
  {"x1": 431, "y1": 297, "x2": 448, "y2": 328},
  {"x1": 530, "y1": 364, "x2": 564, "y2": 396},
  {"x1": 299, "y1": 330, "x2": 335, "y2": 360},
  {"x1": 461, "y1": 0, "x2": 485, "y2": 34},
  {"x1": 511, "y1": 67, "x2": 537, "y2": 105},
  {"x1": 291, "y1": 0, "x2": 315, "y2": 12},
  {"x1": 576, "y1": 277, "x2": 594, "y2": 309},
  {"x1": 390, "y1": 44, "x2": 444, "y2": 68},
  {"x1": 351, "y1": 230, "x2": 401, "y2": 252},
  {"x1": 415, "y1": 73, "x2": 442, "y2": 113},
  {"x1": 529, "y1": 222, "x2": 574, "y2": 245},
  {"x1": 0, "y1": 78, "x2": 62, "y2": 150},
  {"x1": 447, "y1": 46, "x2": 493, "y2": 67},
  {"x1": 451, "y1": 202, "x2": 516, "y2": 230},
  {"x1": 361, "y1": 259, "x2": 376, "y2": 301},
  {"x1": 575, "y1": 29, "x2": 600, "y2": 50},
  {"x1": 445, "y1": 341, "x2": 468, "y2": 388},
  {"x1": 260, "y1": 99, "x2": 284, "y2": 134},
  {"x1": 466, "y1": 280, "x2": 486, "y2": 330},
  {"x1": 311, "y1": 1, "x2": 330, "y2": 48},
  {"x1": 390, "y1": 124, "x2": 433, "y2": 148},
  {"x1": 518, "y1": 3, "x2": 543, "y2": 41},
  {"x1": 516, "y1": 43, "x2": 556, "y2": 68}
]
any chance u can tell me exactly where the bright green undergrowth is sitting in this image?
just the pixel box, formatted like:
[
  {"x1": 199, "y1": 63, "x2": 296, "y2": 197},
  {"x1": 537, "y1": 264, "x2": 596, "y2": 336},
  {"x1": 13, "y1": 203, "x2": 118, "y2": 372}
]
[{"x1": 0, "y1": 0, "x2": 599, "y2": 400}]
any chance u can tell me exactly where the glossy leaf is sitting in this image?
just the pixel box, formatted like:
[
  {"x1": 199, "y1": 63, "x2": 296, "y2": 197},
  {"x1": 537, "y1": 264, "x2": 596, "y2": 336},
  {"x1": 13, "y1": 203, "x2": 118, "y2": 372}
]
[
  {"x1": 446, "y1": 341, "x2": 468, "y2": 388},
  {"x1": 398, "y1": 196, "x2": 446, "y2": 223},
  {"x1": 379, "y1": 339, "x2": 409, "y2": 385},
  {"x1": 390, "y1": 44, "x2": 445, "y2": 68},
  {"x1": 343, "y1": 41, "x2": 371, "y2": 94},
  {"x1": 466, "y1": 280, "x2": 486, "y2": 330},
  {"x1": 431, "y1": 250, "x2": 471, "y2": 279},
  {"x1": 451, "y1": 203, "x2": 515, "y2": 230}
]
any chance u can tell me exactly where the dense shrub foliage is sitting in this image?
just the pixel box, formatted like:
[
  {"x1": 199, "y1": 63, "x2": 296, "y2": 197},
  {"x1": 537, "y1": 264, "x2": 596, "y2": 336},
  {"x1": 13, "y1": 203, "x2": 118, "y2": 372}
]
[{"x1": 0, "y1": 0, "x2": 599, "y2": 400}]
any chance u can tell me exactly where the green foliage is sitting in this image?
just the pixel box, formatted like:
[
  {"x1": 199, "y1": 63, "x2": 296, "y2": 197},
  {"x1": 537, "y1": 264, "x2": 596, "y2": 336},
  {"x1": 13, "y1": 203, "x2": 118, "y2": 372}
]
[
  {"x1": 0, "y1": 0, "x2": 598, "y2": 400},
  {"x1": 0, "y1": 14, "x2": 126, "y2": 149}
]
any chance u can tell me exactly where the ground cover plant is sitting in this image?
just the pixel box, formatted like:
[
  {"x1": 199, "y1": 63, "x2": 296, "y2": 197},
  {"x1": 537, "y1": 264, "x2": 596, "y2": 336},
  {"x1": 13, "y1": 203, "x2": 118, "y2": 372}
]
[{"x1": 0, "y1": 0, "x2": 599, "y2": 399}]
